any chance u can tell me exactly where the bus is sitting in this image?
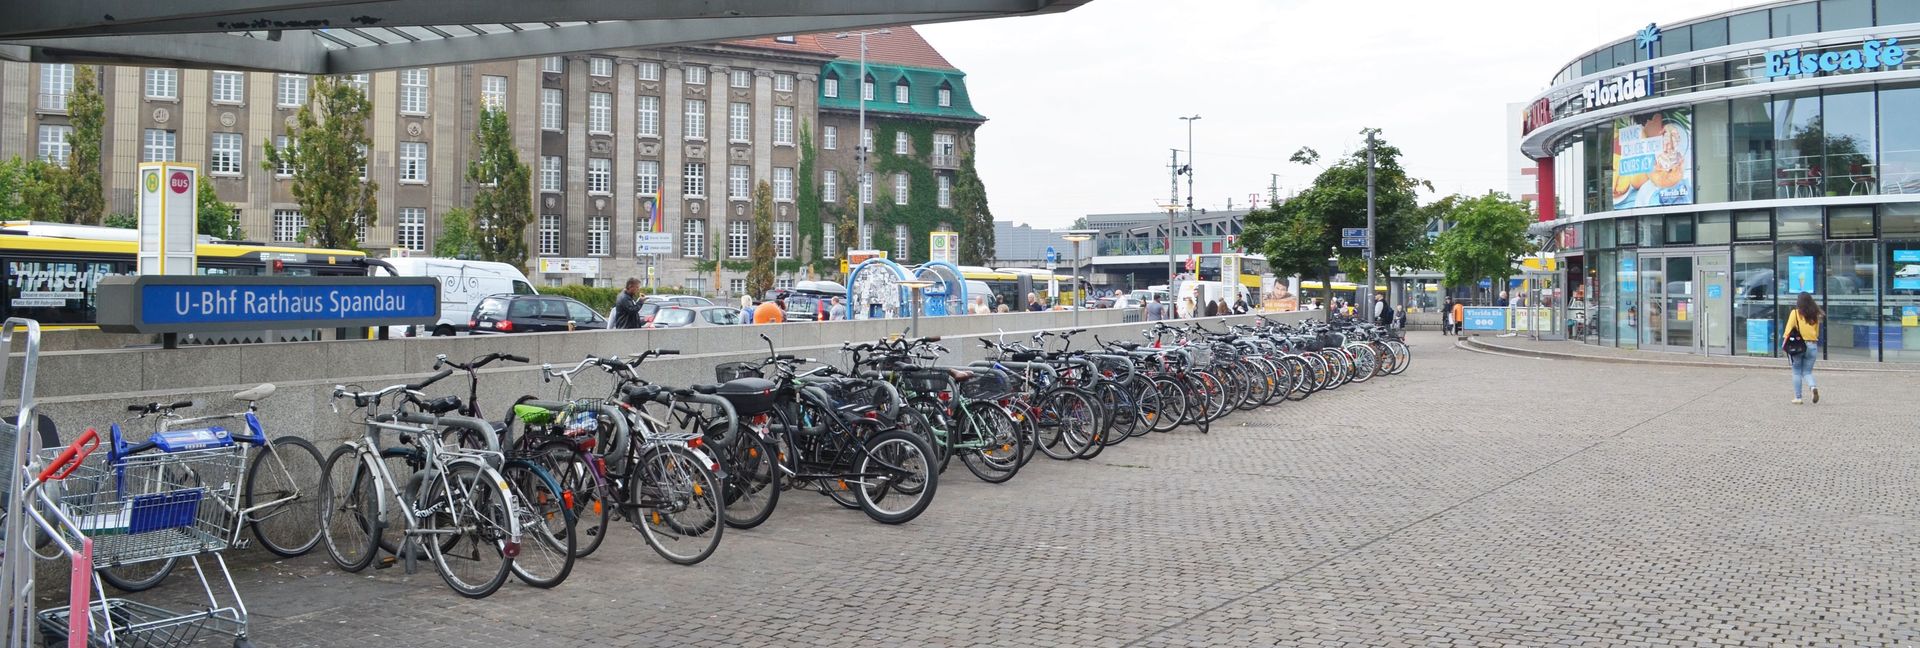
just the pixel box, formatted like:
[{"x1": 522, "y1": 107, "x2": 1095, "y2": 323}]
[
  {"x1": 2, "y1": 222, "x2": 370, "y2": 328},
  {"x1": 956, "y1": 266, "x2": 1078, "y2": 308},
  {"x1": 1298, "y1": 280, "x2": 1387, "y2": 308}
]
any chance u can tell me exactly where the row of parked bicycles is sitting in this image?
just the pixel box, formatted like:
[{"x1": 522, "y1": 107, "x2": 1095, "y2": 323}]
[{"x1": 5, "y1": 315, "x2": 1410, "y2": 646}]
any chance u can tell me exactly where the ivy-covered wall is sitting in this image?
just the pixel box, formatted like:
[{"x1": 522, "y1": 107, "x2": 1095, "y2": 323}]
[{"x1": 808, "y1": 117, "x2": 972, "y2": 268}]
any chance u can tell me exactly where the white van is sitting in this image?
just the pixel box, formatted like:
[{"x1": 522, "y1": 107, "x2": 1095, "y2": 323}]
[{"x1": 380, "y1": 258, "x2": 538, "y2": 336}]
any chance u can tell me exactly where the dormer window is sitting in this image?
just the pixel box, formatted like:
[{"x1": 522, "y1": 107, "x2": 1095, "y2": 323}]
[
  {"x1": 937, "y1": 81, "x2": 953, "y2": 108},
  {"x1": 894, "y1": 79, "x2": 910, "y2": 104}
]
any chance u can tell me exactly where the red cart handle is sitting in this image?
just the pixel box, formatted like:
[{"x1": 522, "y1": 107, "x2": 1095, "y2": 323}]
[{"x1": 39, "y1": 428, "x2": 99, "y2": 482}]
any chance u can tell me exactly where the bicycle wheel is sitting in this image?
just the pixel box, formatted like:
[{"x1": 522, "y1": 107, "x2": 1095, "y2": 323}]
[
  {"x1": 1192, "y1": 371, "x2": 1229, "y2": 423},
  {"x1": 421, "y1": 462, "x2": 515, "y2": 599},
  {"x1": 958, "y1": 402, "x2": 1024, "y2": 484},
  {"x1": 1093, "y1": 382, "x2": 1131, "y2": 446},
  {"x1": 375, "y1": 447, "x2": 438, "y2": 559},
  {"x1": 245, "y1": 435, "x2": 325, "y2": 558},
  {"x1": 501, "y1": 460, "x2": 576, "y2": 589},
  {"x1": 534, "y1": 440, "x2": 612, "y2": 558},
  {"x1": 1388, "y1": 341, "x2": 1412, "y2": 375},
  {"x1": 1348, "y1": 345, "x2": 1377, "y2": 383},
  {"x1": 1283, "y1": 356, "x2": 1313, "y2": 401},
  {"x1": 1128, "y1": 377, "x2": 1162, "y2": 437},
  {"x1": 1146, "y1": 377, "x2": 1187, "y2": 432},
  {"x1": 318, "y1": 444, "x2": 378, "y2": 573},
  {"x1": 98, "y1": 558, "x2": 175, "y2": 592},
  {"x1": 629, "y1": 445, "x2": 724, "y2": 565},
  {"x1": 706, "y1": 422, "x2": 780, "y2": 530},
  {"x1": 1031, "y1": 391, "x2": 1082, "y2": 460},
  {"x1": 856, "y1": 429, "x2": 937, "y2": 524},
  {"x1": 903, "y1": 398, "x2": 952, "y2": 474}
]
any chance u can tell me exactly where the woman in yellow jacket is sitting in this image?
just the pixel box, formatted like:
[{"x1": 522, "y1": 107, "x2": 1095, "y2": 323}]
[{"x1": 1782, "y1": 292, "x2": 1822, "y2": 404}]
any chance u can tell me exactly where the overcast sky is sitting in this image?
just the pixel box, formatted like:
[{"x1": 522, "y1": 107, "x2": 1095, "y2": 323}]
[{"x1": 918, "y1": 0, "x2": 1745, "y2": 229}]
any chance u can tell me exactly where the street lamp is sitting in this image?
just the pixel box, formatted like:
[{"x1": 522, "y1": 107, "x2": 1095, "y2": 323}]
[
  {"x1": 899, "y1": 278, "x2": 934, "y2": 338},
  {"x1": 836, "y1": 28, "x2": 890, "y2": 252},
  {"x1": 1326, "y1": 248, "x2": 1339, "y2": 324},
  {"x1": 1063, "y1": 229, "x2": 1097, "y2": 330},
  {"x1": 1178, "y1": 115, "x2": 1201, "y2": 286}
]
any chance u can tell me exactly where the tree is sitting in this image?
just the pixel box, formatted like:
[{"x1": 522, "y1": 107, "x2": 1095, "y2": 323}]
[
  {"x1": 747, "y1": 180, "x2": 776, "y2": 297},
  {"x1": 467, "y1": 106, "x2": 534, "y2": 268},
  {"x1": 62, "y1": 65, "x2": 106, "y2": 224},
  {"x1": 102, "y1": 212, "x2": 137, "y2": 229},
  {"x1": 262, "y1": 76, "x2": 376, "y2": 249},
  {"x1": 0, "y1": 157, "x2": 36, "y2": 222},
  {"x1": 1241, "y1": 128, "x2": 1431, "y2": 281},
  {"x1": 953, "y1": 149, "x2": 994, "y2": 266},
  {"x1": 434, "y1": 207, "x2": 479, "y2": 259},
  {"x1": 1432, "y1": 192, "x2": 1534, "y2": 295},
  {"x1": 197, "y1": 180, "x2": 243, "y2": 240}
]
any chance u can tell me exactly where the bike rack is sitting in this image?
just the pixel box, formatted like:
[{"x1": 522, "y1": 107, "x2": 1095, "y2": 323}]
[{"x1": 2, "y1": 318, "x2": 44, "y2": 648}]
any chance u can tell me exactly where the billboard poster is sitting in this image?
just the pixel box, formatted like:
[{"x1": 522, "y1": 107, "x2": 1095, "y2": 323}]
[
  {"x1": 1612, "y1": 109, "x2": 1693, "y2": 209},
  {"x1": 1787, "y1": 256, "x2": 1815, "y2": 294},
  {"x1": 1894, "y1": 249, "x2": 1920, "y2": 290}
]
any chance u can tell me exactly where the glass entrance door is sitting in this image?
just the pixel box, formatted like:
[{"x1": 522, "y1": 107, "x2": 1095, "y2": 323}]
[
  {"x1": 1697, "y1": 253, "x2": 1731, "y2": 354},
  {"x1": 1641, "y1": 256, "x2": 1666, "y2": 349},
  {"x1": 1663, "y1": 256, "x2": 1694, "y2": 350}
]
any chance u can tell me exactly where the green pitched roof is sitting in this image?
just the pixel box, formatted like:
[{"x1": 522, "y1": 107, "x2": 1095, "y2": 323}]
[{"x1": 819, "y1": 60, "x2": 985, "y2": 123}]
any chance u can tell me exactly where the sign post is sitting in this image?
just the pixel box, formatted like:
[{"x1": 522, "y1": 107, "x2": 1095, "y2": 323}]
[
  {"x1": 928, "y1": 231, "x2": 959, "y2": 265},
  {"x1": 138, "y1": 163, "x2": 198, "y2": 277}
]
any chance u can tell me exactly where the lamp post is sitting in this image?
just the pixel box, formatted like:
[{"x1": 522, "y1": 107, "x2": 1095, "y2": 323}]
[
  {"x1": 1326, "y1": 248, "x2": 1339, "y2": 324},
  {"x1": 899, "y1": 278, "x2": 934, "y2": 338},
  {"x1": 1064, "y1": 229, "x2": 1097, "y2": 330},
  {"x1": 1178, "y1": 115, "x2": 1200, "y2": 285},
  {"x1": 835, "y1": 28, "x2": 890, "y2": 252}
]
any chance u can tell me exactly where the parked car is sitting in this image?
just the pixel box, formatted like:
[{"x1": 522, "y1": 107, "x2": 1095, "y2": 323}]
[
  {"x1": 784, "y1": 280, "x2": 848, "y2": 321},
  {"x1": 381, "y1": 257, "x2": 537, "y2": 336},
  {"x1": 645, "y1": 305, "x2": 744, "y2": 328},
  {"x1": 470, "y1": 294, "x2": 607, "y2": 333},
  {"x1": 656, "y1": 294, "x2": 715, "y2": 307}
]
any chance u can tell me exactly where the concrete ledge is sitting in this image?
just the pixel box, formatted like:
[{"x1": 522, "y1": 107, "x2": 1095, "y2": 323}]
[{"x1": 1462, "y1": 336, "x2": 1920, "y2": 373}]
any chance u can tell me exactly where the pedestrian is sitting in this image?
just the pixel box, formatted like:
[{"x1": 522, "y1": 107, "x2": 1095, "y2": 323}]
[
  {"x1": 609, "y1": 278, "x2": 645, "y2": 329},
  {"x1": 739, "y1": 293, "x2": 754, "y2": 321},
  {"x1": 1784, "y1": 292, "x2": 1822, "y2": 404},
  {"x1": 754, "y1": 297, "x2": 786, "y2": 324},
  {"x1": 1441, "y1": 298, "x2": 1454, "y2": 334},
  {"x1": 1180, "y1": 297, "x2": 1194, "y2": 319},
  {"x1": 1451, "y1": 299, "x2": 1465, "y2": 335},
  {"x1": 1026, "y1": 292, "x2": 1044, "y2": 312},
  {"x1": 1203, "y1": 298, "x2": 1219, "y2": 317},
  {"x1": 1374, "y1": 294, "x2": 1391, "y2": 327},
  {"x1": 1145, "y1": 293, "x2": 1165, "y2": 321},
  {"x1": 1234, "y1": 296, "x2": 1250, "y2": 314},
  {"x1": 1497, "y1": 290, "x2": 1511, "y2": 307},
  {"x1": 996, "y1": 303, "x2": 1011, "y2": 313}
]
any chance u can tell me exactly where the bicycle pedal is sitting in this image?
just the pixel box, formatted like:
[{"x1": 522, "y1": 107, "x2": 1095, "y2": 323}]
[{"x1": 376, "y1": 556, "x2": 398, "y2": 570}]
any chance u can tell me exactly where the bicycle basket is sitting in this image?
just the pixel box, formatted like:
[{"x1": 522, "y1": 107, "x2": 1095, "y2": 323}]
[
  {"x1": 901, "y1": 370, "x2": 949, "y2": 394},
  {"x1": 959, "y1": 370, "x2": 1011, "y2": 401},
  {"x1": 715, "y1": 362, "x2": 763, "y2": 382}
]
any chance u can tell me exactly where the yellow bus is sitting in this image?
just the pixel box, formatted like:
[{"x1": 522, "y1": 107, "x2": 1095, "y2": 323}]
[{"x1": 2, "y1": 222, "x2": 369, "y2": 329}]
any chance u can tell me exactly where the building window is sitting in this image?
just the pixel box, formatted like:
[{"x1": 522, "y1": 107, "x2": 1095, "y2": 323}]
[
  {"x1": 823, "y1": 225, "x2": 837, "y2": 258},
  {"x1": 540, "y1": 88, "x2": 563, "y2": 130},
  {"x1": 481, "y1": 75, "x2": 507, "y2": 109},
  {"x1": 823, "y1": 76, "x2": 839, "y2": 98},
  {"x1": 211, "y1": 71, "x2": 244, "y2": 104},
  {"x1": 636, "y1": 95, "x2": 660, "y2": 137},
  {"x1": 684, "y1": 99, "x2": 707, "y2": 139},
  {"x1": 636, "y1": 160, "x2": 660, "y2": 196},
  {"x1": 399, "y1": 141, "x2": 427, "y2": 182},
  {"x1": 860, "y1": 172, "x2": 873, "y2": 205},
  {"x1": 863, "y1": 128, "x2": 874, "y2": 154},
  {"x1": 895, "y1": 131, "x2": 909, "y2": 155},
  {"x1": 775, "y1": 221, "x2": 794, "y2": 258},
  {"x1": 773, "y1": 106, "x2": 794, "y2": 146},
  {"x1": 142, "y1": 129, "x2": 176, "y2": 162},
  {"x1": 39, "y1": 64, "x2": 72, "y2": 112},
  {"x1": 276, "y1": 74, "x2": 308, "y2": 108},
  {"x1": 893, "y1": 172, "x2": 909, "y2": 205},
  {"x1": 822, "y1": 170, "x2": 838, "y2": 203},
  {"x1": 685, "y1": 66, "x2": 707, "y2": 85},
  {"x1": 895, "y1": 81, "x2": 910, "y2": 104},
  {"x1": 586, "y1": 158, "x2": 611, "y2": 194},
  {"x1": 36, "y1": 125, "x2": 71, "y2": 164},
  {"x1": 590, "y1": 57, "x2": 613, "y2": 77},
  {"x1": 210, "y1": 133, "x2": 243, "y2": 175},
  {"x1": 683, "y1": 162, "x2": 706, "y2": 197},
  {"x1": 729, "y1": 164, "x2": 751, "y2": 201},
  {"x1": 937, "y1": 174, "x2": 952, "y2": 208},
  {"x1": 823, "y1": 126, "x2": 838, "y2": 150},
  {"x1": 399, "y1": 68, "x2": 429, "y2": 115},
  {"x1": 730, "y1": 69, "x2": 752, "y2": 88},
  {"x1": 274, "y1": 136, "x2": 294, "y2": 176},
  {"x1": 345, "y1": 74, "x2": 369, "y2": 92},
  {"x1": 539, "y1": 214, "x2": 561, "y2": 256},
  {"x1": 355, "y1": 143, "x2": 368, "y2": 180},
  {"x1": 637, "y1": 61, "x2": 660, "y2": 81},
  {"x1": 588, "y1": 92, "x2": 612, "y2": 133},
  {"x1": 938, "y1": 86, "x2": 952, "y2": 108},
  {"x1": 933, "y1": 133, "x2": 956, "y2": 166},
  {"x1": 683, "y1": 219, "x2": 706, "y2": 257},
  {"x1": 860, "y1": 222, "x2": 874, "y2": 249},
  {"x1": 273, "y1": 209, "x2": 305, "y2": 243},
  {"x1": 541, "y1": 56, "x2": 564, "y2": 73},
  {"x1": 894, "y1": 224, "x2": 910, "y2": 259},
  {"x1": 728, "y1": 102, "x2": 750, "y2": 142},
  {"x1": 775, "y1": 73, "x2": 795, "y2": 92},
  {"x1": 397, "y1": 207, "x2": 426, "y2": 251},
  {"x1": 144, "y1": 69, "x2": 177, "y2": 100},
  {"x1": 862, "y1": 76, "x2": 875, "y2": 101},
  {"x1": 540, "y1": 156, "x2": 562, "y2": 192},
  {"x1": 587, "y1": 215, "x2": 610, "y2": 256},
  {"x1": 728, "y1": 220, "x2": 750, "y2": 258},
  {"x1": 774, "y1": 167, "x2": 794, "y2": 202},
  {"x1": 729, "y1": 278, "x2": 746, "y2": 296}
]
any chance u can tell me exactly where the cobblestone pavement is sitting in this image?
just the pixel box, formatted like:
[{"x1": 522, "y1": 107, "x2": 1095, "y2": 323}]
[{"x1": 112, "y1": 333, "x2": 1920, "y2": 646}]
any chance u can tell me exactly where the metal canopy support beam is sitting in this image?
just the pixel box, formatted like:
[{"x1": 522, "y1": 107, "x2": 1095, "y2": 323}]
[
  {"x1": 0, "y1": 0, "x2": 1050, "y2": 39},
  {"x1": 14, "y1": 33, "x2": 327, "y2": 72}
]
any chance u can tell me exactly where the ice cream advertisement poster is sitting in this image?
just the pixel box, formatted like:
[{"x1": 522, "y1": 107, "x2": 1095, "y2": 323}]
[{"x1": 1611, "y1": 109, "x2": 1693, "y2": 209}]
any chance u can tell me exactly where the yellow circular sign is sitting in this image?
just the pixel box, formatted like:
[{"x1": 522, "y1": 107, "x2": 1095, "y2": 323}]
[{"x1": 144, "y1": 172, "x2": 160, "y2": 192}]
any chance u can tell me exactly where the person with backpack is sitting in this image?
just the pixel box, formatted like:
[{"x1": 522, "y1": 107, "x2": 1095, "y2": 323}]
[{"x1": 1783, "y1": 292, "x2": 1822, "y2": 404}]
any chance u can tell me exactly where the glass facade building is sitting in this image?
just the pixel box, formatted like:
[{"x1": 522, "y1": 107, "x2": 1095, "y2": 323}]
[{"x1": 1521, "y1": 0, "x2": 1920, "y2": 361}]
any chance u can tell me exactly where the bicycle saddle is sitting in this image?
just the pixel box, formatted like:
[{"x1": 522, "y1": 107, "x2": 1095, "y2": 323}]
[
  {"x1": 233, "y1": 383, "x2": 276, "y2": 402},
  {"x1": 689, "y1": 383, "x2": 721, "y2": 394}
]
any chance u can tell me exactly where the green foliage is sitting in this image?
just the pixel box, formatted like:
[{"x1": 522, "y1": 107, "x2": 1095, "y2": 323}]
[
  {"x1": 832, "y1": 120, "x2": 974, "y2": 266},
  {"x1": 263, "y1": 76, "x2": 376, "y2": 249},
  {"x1": 435, "y1": 207, "x2": 480, "y2": 259},
  {"x1": 953, "y1": 146, "x2": 993, "y2": 265},
  {"x1": 197, "y1": 180, "x2": 243, "y2": 240},
  {"x1": 748, "y1": 180, "x2": 776, "y2": 296},
  {"x1": 103, "y1": 212, "x2": 136, "y2": 229},
  {"x1": 0, "y1": 157, "x2": 40, "y2": 222},
  {"x1": 1432, "y1": 192, "x2": 1534, "y2": 289},
  {"x1": 63, "y1": 65, "x2": 105, "y2": 224},
  {"x1": 544, "y1": 283, "x2": 701, "y2": 312},
  {"x1": 797, "y1": 119, "x2": 823, "y2": 274},
  {"x1": 1241, "y1": 128, "x2": 1432, "y2": 280},
  {"x1": 467, "y1": 107, "x2": 534, "y2": 269}
]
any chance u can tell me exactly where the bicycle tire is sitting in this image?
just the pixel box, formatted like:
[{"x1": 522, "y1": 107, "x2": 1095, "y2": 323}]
[
  {"x1": 98, "y1": 558, "x2": 175, "y2": 592},
  {"x1": 1128, "y1": 377, "x2": 1162, "y2": 437},
  {"x1": 704, "y1": 423, "x2": 780, "y2": 531},
  {"x1": 245, "y1": 435, "x2": 325, "y2": 558},
  {"x1": 905, "y1": 397, "x2": 953, "y2": 474},
  {"x1": 534, "y1": 440, "x2": 613, "y2": 558},
  {"x1": 421, "y1": 461, "x2": 515, "y2": 599},
  {"x1": 856, "y1": 429, "x2": 938, "y2": 524},
  {"x1": 501, "y1": 459, "x2": 576, "y2": 588},
  {"x1": 958, "y1": 402, "x2": 1023, "y2": 484},
  {"x1": 1095, "y1": 382, "x2": 1134, "y2": 445},
  {"x1": 318, "y1": 444, "x2": 379, "y2": 573},
  {"x1": 1146, "y1": 377, "x2": 1187, "y2": 432},
  {"x1": 630, "y1": 445, "x2": 724, "y2": 565}
]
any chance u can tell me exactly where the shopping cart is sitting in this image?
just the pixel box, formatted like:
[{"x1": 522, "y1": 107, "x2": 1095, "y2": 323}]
[
  {"x1": 3, "y1": 317, "x2": 50, "y2": 648},
  {"x1": 30, "y1": 422, "x2": 256, "y2": 648}
]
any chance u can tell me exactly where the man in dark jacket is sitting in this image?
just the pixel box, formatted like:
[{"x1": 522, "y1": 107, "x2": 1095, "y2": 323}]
[
  {"x1": 609, "y1": 278, "x2": 645, "y2": 329},
  {"x1": 1374, "y1": 294, "x2": 1392, "y2": 327}
]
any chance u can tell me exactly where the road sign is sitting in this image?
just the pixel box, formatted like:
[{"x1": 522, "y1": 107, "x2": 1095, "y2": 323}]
[
  {"x1": 1045, "y1": 245, "x2": 1057, "y2": 265},
  {"x1": 1341, "y1": 228, "x2": 1369, "y2": 238},
  {"x1": 1341, "y1": 237, "x2": 1368, "y2": 248},
  {"x1": 97, "y1": 275, "x2": 440, "y2": 334}
]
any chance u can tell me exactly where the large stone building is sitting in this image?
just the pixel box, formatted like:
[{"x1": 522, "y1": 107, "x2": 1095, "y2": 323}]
[{"x1": 0, "y1": 26, "x2": 984, "y2": 294}]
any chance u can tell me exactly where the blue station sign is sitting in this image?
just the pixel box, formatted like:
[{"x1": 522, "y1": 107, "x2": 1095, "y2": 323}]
[{"x1": 96, "y1": 275, "x2": 440, "y2": 334}]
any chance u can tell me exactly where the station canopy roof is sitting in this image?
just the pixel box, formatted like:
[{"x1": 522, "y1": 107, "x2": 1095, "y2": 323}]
[{"x1": 0, "y1": 0, "x2": 1089, "y2": 74}]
